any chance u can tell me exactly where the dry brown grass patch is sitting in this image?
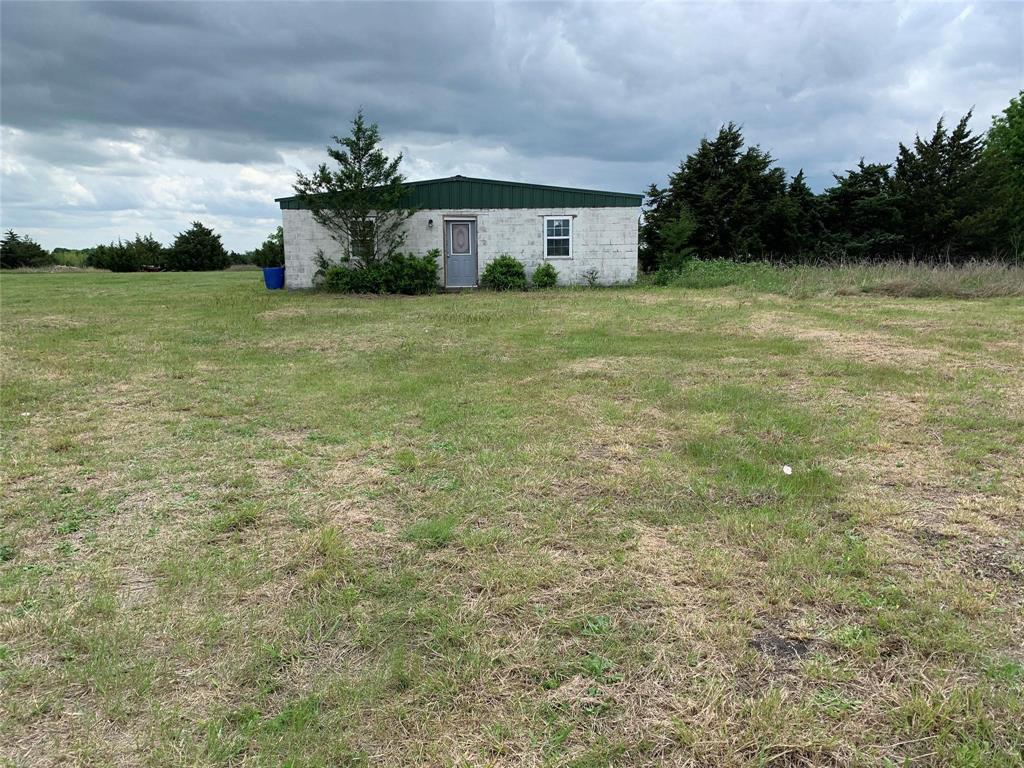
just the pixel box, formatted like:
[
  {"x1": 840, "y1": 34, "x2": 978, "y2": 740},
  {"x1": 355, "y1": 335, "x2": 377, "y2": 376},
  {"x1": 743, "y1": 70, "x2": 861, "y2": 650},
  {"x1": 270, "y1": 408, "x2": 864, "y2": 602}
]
[
  {"x1": 14, "y1": 314, "x2": 86, "y2": 330},
  {"x1": 258, "y1": 306, "x2": 310, "y2": 321},
  {"x1": 836, "y1": 385, "x2": 1024, "y2": 637},
  {"x1": 750, "y1": 312, "x2": 944, "y2": 368},
  {"x1": 566, "y1": 356, "x2": 644, "y2": 376}
]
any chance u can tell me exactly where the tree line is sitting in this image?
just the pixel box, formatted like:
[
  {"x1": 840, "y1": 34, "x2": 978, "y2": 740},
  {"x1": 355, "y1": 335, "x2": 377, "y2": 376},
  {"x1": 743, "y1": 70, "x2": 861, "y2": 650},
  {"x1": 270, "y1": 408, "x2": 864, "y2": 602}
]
[
  {"x1": 641, "y1": 91, "x2": 1023, "y2": 270},
  {"x1": 0, "y1": 223, "x2": 284, "y2": 272}
]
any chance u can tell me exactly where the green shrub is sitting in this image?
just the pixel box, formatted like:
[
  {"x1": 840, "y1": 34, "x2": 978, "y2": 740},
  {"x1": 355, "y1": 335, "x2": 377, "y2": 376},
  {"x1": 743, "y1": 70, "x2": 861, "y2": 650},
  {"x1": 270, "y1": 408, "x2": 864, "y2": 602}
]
[
  {"x1": 0, "y1": 230, "x2": 54, "y2": 269},
  {"x1": 323, "y1": 263, "x2": 375, "y2": 293},
  {"x1": 480, "y1": 255, "x2": 527, "y2": 291},
  {"x1": 87, "y1": 234, "x2": 164, "y2": 272},
  {"x1": 648, "y1": 259, "x2": 777, "y2": 289},
  {"x1": 164, "y1": 222, "x2": 230, "y2": 271},
  {"x1": 50, "y1": 248, "x2": 88, "y2": 267},
  {"x1": 322, "y1": 251, "x2": 439, "y2": 295},
  {"x1": 382, "y1": 250, "x2": 440, "y2": 294},
  {"x1": 88, "y1": 242, "x2": 138, "y2": 272},
  {"x1": 532, "y1": 261, "x2": 558, "y2": 289},
  {"x1": 250, "y1": 227, "x2": 285, "y2": 268},
  {"x1": 658, "y1": 247, "x2": 696, "y2": 273}
]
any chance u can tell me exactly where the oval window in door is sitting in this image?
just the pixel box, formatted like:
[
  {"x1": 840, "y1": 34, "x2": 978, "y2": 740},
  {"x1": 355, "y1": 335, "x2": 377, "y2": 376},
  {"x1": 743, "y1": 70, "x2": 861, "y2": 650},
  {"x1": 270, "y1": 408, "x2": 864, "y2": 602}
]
[{"x1": 451, "y1": 223, "x2": 471, "y2": 254}]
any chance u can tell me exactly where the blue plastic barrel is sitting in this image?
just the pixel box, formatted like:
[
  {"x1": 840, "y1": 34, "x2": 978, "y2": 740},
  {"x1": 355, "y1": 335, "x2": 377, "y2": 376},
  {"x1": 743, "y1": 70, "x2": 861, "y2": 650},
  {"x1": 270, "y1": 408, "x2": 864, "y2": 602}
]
[{"x1": 263, "y1": 266, "x2": 285, "y2": 290}]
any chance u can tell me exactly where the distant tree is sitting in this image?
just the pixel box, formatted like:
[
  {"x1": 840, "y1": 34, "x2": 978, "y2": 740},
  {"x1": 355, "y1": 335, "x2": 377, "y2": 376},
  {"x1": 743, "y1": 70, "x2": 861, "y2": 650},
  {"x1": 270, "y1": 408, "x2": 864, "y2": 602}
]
[
  {"x1": 785, "y1": 170, "x2": 823, "y2": 256},
  {"x1": 651, "y1": 123, "x2": 792, "y2": 262},
  {"x1": 130, "y1": 234, "x2": 165, "y2": 269},
  {"x1": 250, "y1": 226, "x2": 285, "y2": 268},
  {"x1": 164, "y1": 222, "x2": 229, "y2": 271},
  {"x1": 986, "y1": 91, "x2": 1024, "y2": 206},
  {"x1": 656, "y1": 204, "x2": 699, "y2": 270},
  {"x1": 639, "y1": 183, "x2": 671, "y2": 272},
  {"x1": 980, "y1": 91, "x2": 1024, "y2": 259},
  {"x1": 0, "y1": 230, "x2": 54, "y2": 269},
  {"x1": 642, "y1": 100, "x2": 1023, "y2": 266},
  {"x1": 87, "y1": 234, "x2": 165, "y2": 272},
  {"x1": 639, "y1": 183, "x2": 698, "y2": 271},
  {"x1": 88, "y1": 241, "x2": 130, "y2": 272},
  {"x1": 819, "y1": 161, "x2": 903, "y2": 260},
  {"x1": 890, "y1": 112, "x2": 989, "y2": 261},
  {"x1": 293, "y1": 110, "x2": 413, "y2": 268}
]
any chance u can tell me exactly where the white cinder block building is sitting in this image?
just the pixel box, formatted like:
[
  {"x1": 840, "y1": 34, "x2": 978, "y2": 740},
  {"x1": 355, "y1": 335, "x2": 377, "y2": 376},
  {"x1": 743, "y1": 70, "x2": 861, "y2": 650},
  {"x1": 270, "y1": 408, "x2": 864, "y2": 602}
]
[{"x1": 276, "y1": 176, "x2": 642, "y2": 289}]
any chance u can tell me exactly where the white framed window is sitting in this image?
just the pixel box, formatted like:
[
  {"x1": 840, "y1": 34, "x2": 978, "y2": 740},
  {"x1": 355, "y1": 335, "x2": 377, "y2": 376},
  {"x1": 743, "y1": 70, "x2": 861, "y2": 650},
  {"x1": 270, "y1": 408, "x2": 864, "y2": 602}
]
[{"x1": 544, "y1": 216, "x2": 572, "y2": 259}]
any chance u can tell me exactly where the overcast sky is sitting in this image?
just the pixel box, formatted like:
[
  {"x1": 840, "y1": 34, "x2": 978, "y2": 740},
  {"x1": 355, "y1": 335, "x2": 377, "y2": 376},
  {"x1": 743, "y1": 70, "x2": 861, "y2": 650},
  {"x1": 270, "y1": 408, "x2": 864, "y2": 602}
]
[{"x1": 1, "y1": 1, "x2": 1021, "y2": 252}]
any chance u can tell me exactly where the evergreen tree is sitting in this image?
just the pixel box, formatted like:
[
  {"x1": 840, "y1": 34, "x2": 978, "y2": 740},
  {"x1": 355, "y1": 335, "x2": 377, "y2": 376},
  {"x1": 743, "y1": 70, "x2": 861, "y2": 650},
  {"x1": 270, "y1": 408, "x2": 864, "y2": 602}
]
[
  {"x1": 164, "y1": 222, "x2": 229, "y2": 271},
  {"x1": 891, "y1": 112, "x2": 987, "y2": 261},
  {"x1": 86, "y1": 234, "x2": 164, "y2": 272},
  {"x1": 642, "y1": 100, "x2": 1022, "y2": 266},
  {"x1": 639, "y1": 183, "x2": 669, "y2": 272},
  {"x1": 134, "y1": 234, "x2": 165, "y2": 268},
  {"x1": 819, "y1": 161, "x2": 902, "y2": 260},
  {"x1": 250, "y1": 226, "x2": 285, "y2": 268},
  {"x1": 656, "y1": 123, "x2": 791, "y2": 262},
  {"x1": 0, "y1": 230, "x2": 53, "y2": 269},
  {"x1": 294, "y1": 110, "x2": 413, "y2": 267},
  {"x1": 639, "y1": 183, "x2": 697, "y2": 271},
  {"x1": 786, "y1": 170, "x2": 822, "y2": 256}
]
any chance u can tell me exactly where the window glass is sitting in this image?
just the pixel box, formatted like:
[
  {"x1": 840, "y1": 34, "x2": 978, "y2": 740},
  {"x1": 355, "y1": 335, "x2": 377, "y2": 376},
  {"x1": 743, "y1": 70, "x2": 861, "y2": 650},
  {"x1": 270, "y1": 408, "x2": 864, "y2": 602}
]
[
  {"x1": 544, "y1": 217, "x2": 571, "y2": 258},
  {"x1": 546, "y1": 239, "x2": 570, "y2": 257},
  {"x1": 546, "y1": 219, "x2": 569, "y2": 237}
]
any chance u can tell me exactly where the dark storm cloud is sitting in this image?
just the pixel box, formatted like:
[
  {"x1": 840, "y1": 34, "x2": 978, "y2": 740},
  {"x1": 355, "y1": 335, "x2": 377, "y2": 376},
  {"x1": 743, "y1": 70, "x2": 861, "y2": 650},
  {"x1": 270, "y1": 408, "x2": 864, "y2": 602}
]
[
  {"x1": 1, "y1": 1, "x2": 1021, "y2": 250},
  {"x1": 1, "y1": 1, "x2": 503, "y2": 149}
]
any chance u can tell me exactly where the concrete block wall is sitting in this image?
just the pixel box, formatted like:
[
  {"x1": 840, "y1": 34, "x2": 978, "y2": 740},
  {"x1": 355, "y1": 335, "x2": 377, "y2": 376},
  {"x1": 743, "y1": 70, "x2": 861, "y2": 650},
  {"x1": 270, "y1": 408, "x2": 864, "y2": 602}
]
[{"x1": 282, "y1": 206, "x2": 640, "y2": 289}]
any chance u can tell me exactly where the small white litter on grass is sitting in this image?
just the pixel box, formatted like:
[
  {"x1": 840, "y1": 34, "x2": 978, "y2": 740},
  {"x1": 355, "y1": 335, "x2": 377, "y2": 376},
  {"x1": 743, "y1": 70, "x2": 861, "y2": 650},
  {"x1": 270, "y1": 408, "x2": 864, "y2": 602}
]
[
  {"x1": 20, "y1": 412, "x2": 31, "y2": 417},
  {"x1": 783, "y1": 465, "x2": 793, "y2": 475}
]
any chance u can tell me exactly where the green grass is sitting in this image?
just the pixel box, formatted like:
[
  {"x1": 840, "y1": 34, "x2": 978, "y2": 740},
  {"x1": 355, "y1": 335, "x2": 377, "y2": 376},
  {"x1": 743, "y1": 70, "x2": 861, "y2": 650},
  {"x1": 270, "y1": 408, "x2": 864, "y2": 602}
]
[
  {"x1": 2, "y1": 271, "x2": 1022, "y2": 766},
  {"x1": 645, "y1": 258, "x2": 1024, "y2": 298}
]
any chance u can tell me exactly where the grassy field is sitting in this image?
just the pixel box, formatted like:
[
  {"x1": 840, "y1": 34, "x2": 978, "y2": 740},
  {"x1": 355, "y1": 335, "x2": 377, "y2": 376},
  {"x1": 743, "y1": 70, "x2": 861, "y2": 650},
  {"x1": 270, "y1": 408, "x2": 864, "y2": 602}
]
[
  {"x1": 2, "y1": 271, "x2": 1022, "y2": 767},
  {"x1": 644, "y1": 259, "x2": 1024, "y2": 299}
]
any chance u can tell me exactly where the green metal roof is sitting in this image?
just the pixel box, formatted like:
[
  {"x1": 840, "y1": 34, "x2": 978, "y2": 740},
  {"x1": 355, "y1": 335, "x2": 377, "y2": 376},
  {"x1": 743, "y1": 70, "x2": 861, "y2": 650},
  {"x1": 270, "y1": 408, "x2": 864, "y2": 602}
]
[{"x1": 276, "y1": 175, "x2": 643, "y2": 210}]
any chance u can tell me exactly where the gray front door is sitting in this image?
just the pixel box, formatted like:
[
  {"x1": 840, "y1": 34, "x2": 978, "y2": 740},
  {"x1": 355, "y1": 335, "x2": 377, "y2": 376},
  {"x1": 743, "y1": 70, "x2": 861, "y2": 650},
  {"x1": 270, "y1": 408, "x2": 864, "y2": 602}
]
[{"x1": 445, "y1": 220, "x2": 477, "y2": 288}]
